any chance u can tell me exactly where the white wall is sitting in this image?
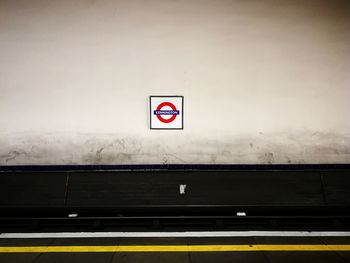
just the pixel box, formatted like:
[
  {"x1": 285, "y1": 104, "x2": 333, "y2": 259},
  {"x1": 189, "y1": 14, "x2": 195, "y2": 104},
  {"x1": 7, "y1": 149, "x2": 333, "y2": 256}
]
[{"x1": 1, "y1": 0, "x2": 349, "y2": 165}]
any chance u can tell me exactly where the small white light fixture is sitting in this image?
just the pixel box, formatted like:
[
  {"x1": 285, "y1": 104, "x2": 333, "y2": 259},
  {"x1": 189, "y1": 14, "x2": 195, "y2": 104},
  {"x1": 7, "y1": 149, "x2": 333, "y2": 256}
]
[
  {"x1": 68, "y1": 213, "x2": 78, "y2": 218},
  {"x1": 236, "y1": 212, "x2": 246, "y2": 217},
  {"x1": 179, "y1": 184, "x2": 187, "y2": 195}
]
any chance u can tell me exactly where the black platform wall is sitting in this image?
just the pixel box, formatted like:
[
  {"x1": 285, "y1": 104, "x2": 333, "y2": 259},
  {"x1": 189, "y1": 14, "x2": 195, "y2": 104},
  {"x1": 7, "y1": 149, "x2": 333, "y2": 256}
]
[{"x1": 0, "y1": 165, "x2": 349, "y2": 215}]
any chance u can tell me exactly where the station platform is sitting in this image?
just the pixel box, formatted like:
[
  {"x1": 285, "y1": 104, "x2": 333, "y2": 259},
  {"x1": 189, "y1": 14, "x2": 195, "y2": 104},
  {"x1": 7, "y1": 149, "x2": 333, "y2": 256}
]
[
  {"x1": 1, "y1": 165, "x2": 349, "y2": 262},
  {"x1": 1, "y1": 232, "x2": 350, "y2": 263}
]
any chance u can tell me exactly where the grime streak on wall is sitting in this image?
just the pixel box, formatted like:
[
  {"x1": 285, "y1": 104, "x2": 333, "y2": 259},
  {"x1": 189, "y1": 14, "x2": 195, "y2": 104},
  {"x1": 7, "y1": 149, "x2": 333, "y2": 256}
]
[{"x1": 0, "y1": 132, "x2": 349, "y2": 165}]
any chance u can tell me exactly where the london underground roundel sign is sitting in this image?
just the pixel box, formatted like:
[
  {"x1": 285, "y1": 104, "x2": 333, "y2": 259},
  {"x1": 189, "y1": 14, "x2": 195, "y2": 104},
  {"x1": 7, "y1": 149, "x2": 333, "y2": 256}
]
[{"x1": 150, "y1": 96, "x2": 183, "y2": 129}]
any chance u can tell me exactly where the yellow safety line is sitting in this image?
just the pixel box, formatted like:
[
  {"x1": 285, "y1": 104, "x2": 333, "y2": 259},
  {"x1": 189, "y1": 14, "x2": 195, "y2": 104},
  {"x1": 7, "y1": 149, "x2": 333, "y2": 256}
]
[{"x1": 0, "y1": 245, "x2": 350, "y2": 253}]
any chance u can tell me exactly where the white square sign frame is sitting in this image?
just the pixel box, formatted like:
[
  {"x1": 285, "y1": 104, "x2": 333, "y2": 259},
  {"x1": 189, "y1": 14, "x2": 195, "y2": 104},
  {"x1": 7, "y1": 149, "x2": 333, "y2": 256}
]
[{"x1": 150, "y1": 96, "x2": 184, "y2": 130}]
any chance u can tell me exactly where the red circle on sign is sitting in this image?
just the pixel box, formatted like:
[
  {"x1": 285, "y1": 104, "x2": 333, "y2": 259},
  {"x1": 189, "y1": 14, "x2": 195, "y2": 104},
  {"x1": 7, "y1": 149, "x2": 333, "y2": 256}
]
[{"x1": 156, "y1": 102, "x2": 178, "y2": 123}]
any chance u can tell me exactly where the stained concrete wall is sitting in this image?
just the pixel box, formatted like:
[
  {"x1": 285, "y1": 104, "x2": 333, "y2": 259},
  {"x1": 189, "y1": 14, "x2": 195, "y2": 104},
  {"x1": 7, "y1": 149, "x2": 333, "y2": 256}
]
[{"x1": 0, "y1": 0, "x2": 349, "y2": 165}]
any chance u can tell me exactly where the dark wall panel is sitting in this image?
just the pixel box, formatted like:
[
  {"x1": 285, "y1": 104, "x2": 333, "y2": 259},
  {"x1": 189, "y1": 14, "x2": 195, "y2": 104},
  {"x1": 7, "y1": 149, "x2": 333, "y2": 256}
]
[
  {"x1": 322, "y1": 171, "x2": 350, "y2": 205},
  {"x1": 66, "y1": 171, "x2": 325, "y2": 207},
  {"x1": 0, "y1": 168, "x2": 349, "y2": 211},
  {"x1": 0, "y1": 172, "x2": 67, "y2": 207},
  {"x1": 183, "y1": 171, "x2": 324, "y2": 206},
  {"x1": 67, "y1": 172, "x2": 187, "y2": 206}
]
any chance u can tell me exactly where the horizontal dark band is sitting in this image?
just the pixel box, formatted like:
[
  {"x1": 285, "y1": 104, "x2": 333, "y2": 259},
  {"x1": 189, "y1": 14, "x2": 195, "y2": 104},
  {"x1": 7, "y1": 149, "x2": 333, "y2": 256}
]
[{"x1": 0, "y1": 164, "x2": 349, "y2": 172}]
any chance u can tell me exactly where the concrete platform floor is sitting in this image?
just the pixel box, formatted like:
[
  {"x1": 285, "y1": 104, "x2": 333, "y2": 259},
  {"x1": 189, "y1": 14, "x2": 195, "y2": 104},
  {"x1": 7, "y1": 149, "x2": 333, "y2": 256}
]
[{"x1": 0, "y1": 235, "x2": 350, "y2": 263}]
